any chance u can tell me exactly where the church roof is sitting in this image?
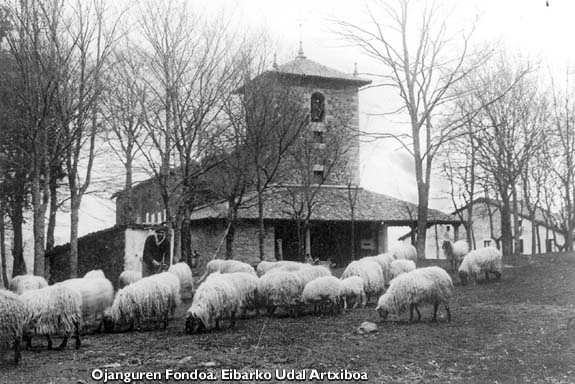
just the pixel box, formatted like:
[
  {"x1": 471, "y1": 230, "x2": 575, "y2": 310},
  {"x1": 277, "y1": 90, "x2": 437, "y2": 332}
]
[
  {"x1": 272, "y1": 55, "x2": 372, "y2": 87},
  {"x1": 190, "y1": 186, "x2": 458, "y2": 225}
]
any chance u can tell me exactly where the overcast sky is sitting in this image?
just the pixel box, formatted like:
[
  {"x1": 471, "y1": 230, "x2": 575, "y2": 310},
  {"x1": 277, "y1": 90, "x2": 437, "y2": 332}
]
[{"x1": 199, "y1": 0, "x2": 571, "y2": 212}]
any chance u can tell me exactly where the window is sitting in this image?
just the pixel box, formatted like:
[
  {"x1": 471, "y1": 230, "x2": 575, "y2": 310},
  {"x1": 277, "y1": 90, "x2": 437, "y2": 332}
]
[
  {"x1": 517, "y1": 239, "x2": 524, "y2": 254},
  {"x1": 310, "y1": 92, "x2": 325, "y2": 122},
  {"x1": 445, "y1": 225, "x2": 451, "y2": 232},
  {"x1": 313, "y1": 170, "x2": 324, "y2": 184},
  {"x1": 546, "y1": 238, "x2": 553, "y2": 253},
  {"x1": 484, "y1": 240, "x2": 491, "y2": 247},
  {"x1": 313, "y1": 131, "x2": 324, "y2": 144}
]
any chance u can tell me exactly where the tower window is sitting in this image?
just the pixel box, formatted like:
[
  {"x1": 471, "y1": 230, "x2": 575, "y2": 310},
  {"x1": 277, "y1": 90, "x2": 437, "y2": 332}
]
[
  {"x1": 313, "y1": 131, "x2": 324, "y2": 143},
  {"x1": 313, "y1": 170, "x2": 324, "y2": 184},
  {"x1": 310, "y1": 92, "x2": 325, "y2": 122}
]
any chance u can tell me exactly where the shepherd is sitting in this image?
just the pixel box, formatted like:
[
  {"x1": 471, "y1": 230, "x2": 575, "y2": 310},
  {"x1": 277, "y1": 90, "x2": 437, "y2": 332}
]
[{"x1": 142, "y1": 228, "x2": 170, "y2": 277}]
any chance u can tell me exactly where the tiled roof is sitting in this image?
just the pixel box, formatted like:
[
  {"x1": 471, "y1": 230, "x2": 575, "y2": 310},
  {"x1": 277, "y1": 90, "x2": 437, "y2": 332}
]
[
  {"x1": 272, "y1": 56, "x2": 372, "y2": 87},
  {"x1": 190, "y1": 186, "x2": 458, "y2": 224}
]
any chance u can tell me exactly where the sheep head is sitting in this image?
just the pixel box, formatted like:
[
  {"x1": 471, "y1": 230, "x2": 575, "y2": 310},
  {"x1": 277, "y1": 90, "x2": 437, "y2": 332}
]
[{"x1": 185, "y1": 313, "x2": 206, "y2": 334}]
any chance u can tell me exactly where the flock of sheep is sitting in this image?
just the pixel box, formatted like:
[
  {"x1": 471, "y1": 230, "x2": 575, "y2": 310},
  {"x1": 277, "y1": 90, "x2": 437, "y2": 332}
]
[{"x1": 0, "y1": 241, "x2": 503, "y2": 366}]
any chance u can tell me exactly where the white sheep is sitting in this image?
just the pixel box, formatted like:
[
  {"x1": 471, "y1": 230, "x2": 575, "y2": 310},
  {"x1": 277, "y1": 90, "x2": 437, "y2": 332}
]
[
  {"x1": 223, "y1": 272, "x2": 259, "y2": 317},
  {"x1": 185, "y1": 272, "x2": 241, "y2": 333},
  {"x1": 145, "y1": 272, "x2": 182, "y2": 318},
  {"x1": 256, "y1": 260, "x2": 308, "y2": 276},
  {"x1": 168, "y1": 262, "x2": 194, "y2": 300},
  {"x1": 56, "y1": 277, "x2": 114, "y2": 333},
  {"x1": 376, "y1": 266, "x2": 453, "y2": 323},
  {"x1": 362, "y1": 253, "x2": 395, "y2": 284},
  {"x1": 458, "y1": 246, "x2": 503, "y2": 286},
  {"x1": 0, "y1": 290, "x2": 27, "y2": 364},
  {"x1": 198, "y1": 259, "x2": 256, "y2": 283},
  {"x1": 391, "y1": 243, "x2": 418, "y2": 261},
  {"x1": 119, "y1": 270, "x2": 142, "y2": 288},
  {"x1": 20, "y1": 285, "x2": 83, "y2": 350},
  {"x1": 291, "y1": 265, "x2": 332, "y2": 286},
  {"x1": 301, "y1": 276, "x2": 342, "y2": 315},
  {"x1": 8, "y1": 274, "x2": 48, "y2": 295},
  {"x1": 390, "y1": 259, "x2": 416, "y2": 280},
  {"x1": 443, "y1": 240, "x2": 469, "y2": 271},
  {"x1": 103, "y1": 276, "x2": 176, "y2": 332},
  {"x1": 339, "y1": 276, "x2": 366, "y2": 309},
  {"x1": 83, "y1": 269, "x2": 106, "y2": 279},
  {"x1": 340, "y1": 260, "x2": 385, "y2": 304},
  {"x1": 257, "y1": 270, "x2": 304, "y2": 317}
]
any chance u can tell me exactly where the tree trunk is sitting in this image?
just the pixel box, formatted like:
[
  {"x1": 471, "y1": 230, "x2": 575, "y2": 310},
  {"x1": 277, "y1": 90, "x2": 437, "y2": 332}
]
[
  {"x1": 499, "y1": 195, "x2": 513, "y2": 257},
  {"x1": 10, "y1": 203, "x2": 26, "y2": 277},
  {"x1": 511, "y1": 186, "x2": 521, "y2": 255},
  {"x1": 257, "y1": 182, "x2": 265, "y2": 261},
  {"x1": 32, "y1": 177, "x2": 46, "y2": 277},
  {"x1": 0, "y1": 207, "x2": 8, "y2": 288},
  {"x1": 415, "y1": 181, "x2": 430, "y2": 260},
  {"x1": 46, "y1": 175, "x2": 59, "y2": 252},
  {"x1": 69, "y1": 193, "x2": 81, "y2": 278}
]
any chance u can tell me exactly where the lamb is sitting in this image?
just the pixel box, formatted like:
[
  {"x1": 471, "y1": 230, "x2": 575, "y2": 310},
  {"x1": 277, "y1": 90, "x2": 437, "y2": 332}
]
[
  {"x1": 376, "y1": 266, "x2": 453, "y2": 323},
  {"x1": 56, "y1": 277, "x2": 114, "y2": 333},
  {"x1": 339, "y1": 276, "x2": 366, "y2": 309},
  {"x1": 390, "y1": 243, "x2": 418, "y2": 261},
  {"x1": 119, "y1": 270, "x2": 142, "y2": 288},
  {"x1": 185, "y1": 272, "x2": 242, "y2": 333},
  {"x1": 83, "y1": 269, "x2": 106, "y2": 279},
  {"x1": 20, "y1": 285, "x2": 83, "y2": 350},
  {"x1": 168, "y1": 262, "x2": 194, "y2": 300},
  {"x1": 340, "y1": 259, "x2": 385, "y2": 304},
  {"x1": 8, "y1": 274, "x2": 48, "y2": 295},
  {"x1": 301, "y1": 276, "x2": 342, "y2": 315},
  {"x1": 443, "y1": 240, "x2": 469, "y2": 271},
  {"x1": 458, "y1": 246, "x2": 503, "y2": 286},
  {"x1": 198, "y1": 259, "x2": 256, "y2": 283},
  {"x1": 103, "y1": 275, "x2": 177, "y2": 332},
  {"x1": 390, "y1": 259, "x2": 416, "y2": 280},
  {"x1": 257, "y1": 270, "x2": 304, "y2": 317},
  {"x1": 0, "y1": 290, "x2": 27, "y2": 364}
]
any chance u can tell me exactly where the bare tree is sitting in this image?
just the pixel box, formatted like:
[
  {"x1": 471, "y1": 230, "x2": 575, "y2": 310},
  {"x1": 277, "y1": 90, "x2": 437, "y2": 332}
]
[
  {"x1": 464, "y1": 58, "x2": 545, "y2": 255},
  {"x1": 333, "y1": 0, "x2": 488, "y2": 258},
  {"x1": 547, "y1": 75, "x2": 575, "y2": 251}
]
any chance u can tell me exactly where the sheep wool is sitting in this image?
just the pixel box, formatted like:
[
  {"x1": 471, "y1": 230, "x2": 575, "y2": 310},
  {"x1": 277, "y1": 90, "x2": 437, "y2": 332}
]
[
  {"x1": 443, "y1": 240, "x2": 469, "y2": 270},
  {"x1": 223, "y1": 272, "x2": 259, "y2": 315},
  {"x1": 302, "y1": 275, "x2": 342, "y2": 314},
  {"x1": 339, "y1": 276, "x2": 366, "y2": 309},
  {"x1": 257, "y1": 271, "x2": 304, "y2": 315},
  {"x1": 168, "y1": 262, "x2": 194, "y2": 300},
  {"x1": 340, "y1": 260, "x2": 385, "y2": 303},
  {"x1": 199, "y1": 259, "x2": 256, "y2": 283},
  {"x1": 20, "y1": 285, "x2": 83, "y2": 349},
  {"x1": 56, "y1": 277, "x2": 114, "y2": 333},
  {"x1": 376, "y1": 266, "x2": 453, "y2": 322},
  {"x1": 119, "y1": 270, "x2": 142, "y2": 288},
  {"x1": 83, "y1": 270, "x2": 106, "y2": 279},
  {"x1": 292, "y1": 265, "x2": 332, "y2": 286},
  {"x1": 458, "y1": 247, "x2": 503, "y2": 285},
  {"x1": 390, "y1": 259, "x2": 416, "y2": 280},
  {"x1": 146, "y1": 272, "x2": 182, "y2": 317},
  {"x1": 256, "y1": 260, "x2": 308, "y2": 276},
  {"x1": 185, "y1": 272, "x2": 241, "y2": 333},
  {"x1": 0, "y1": 290, "x2": 27, "y2": 364},
  {"x1": 391, "y1": 243, "x2": 418, "y2": 261},
  {"x1": 103, "y1": 276, "x2": 174, "y2": 332},
  {"x1": 8, "y1": 275, "x2": 48, "y2": 295},
  {"x1": 362, "y1": 253, "x2": 395, "y2": 283}
]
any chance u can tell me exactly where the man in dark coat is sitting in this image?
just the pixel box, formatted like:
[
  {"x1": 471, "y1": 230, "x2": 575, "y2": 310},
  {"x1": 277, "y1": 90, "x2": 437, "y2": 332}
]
[{"x1": 142, "y1": 229, "x2": 170, "y2": 277}]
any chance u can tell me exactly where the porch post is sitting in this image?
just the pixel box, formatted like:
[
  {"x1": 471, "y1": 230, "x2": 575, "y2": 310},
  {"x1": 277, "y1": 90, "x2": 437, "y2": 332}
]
[
  {"x1": 378, "y1": 222, "x2": 388, "y2": 253},
  {"x1": 305, "y1": 227, "x2": 311, "y2": 259},
  {"x1": 454, "y1": 224, "x2": 460, "y2": 241}
]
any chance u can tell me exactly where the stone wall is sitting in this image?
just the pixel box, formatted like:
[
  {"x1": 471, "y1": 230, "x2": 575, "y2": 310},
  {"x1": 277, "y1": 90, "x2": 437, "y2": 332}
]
[{"x1": 47, "y1": 226, "x2": 126, "y2": 288}]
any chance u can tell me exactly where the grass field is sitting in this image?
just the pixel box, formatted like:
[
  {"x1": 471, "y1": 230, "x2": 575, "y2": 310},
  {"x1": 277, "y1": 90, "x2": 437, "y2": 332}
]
[{"x1": 1, "y1": 255, "x2": 575, "y2": 383}]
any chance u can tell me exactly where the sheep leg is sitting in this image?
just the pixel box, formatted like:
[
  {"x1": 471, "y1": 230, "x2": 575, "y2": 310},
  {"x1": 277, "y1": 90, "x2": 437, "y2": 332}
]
[
  {"x1": 494, "y1": 271, "x2": 502, "y2": 280},
  {"x1": 74, "y1": 322, "x2": 82, "y2": 349},
  {"x1": 57, "y1": 336, "x2": 68, "y2": 350},
  {"x1": 409, "y1": 304, "x2": 415, "y2": 322},
  {"x1": 230, "y1": 312, "x2": 236, "y2": 329},
  {"x1": 444, "y1": 303, "x2": 452, "y2": 323},
  {"x1": 23, "y1": 334, "x2": 32, "y2": 350},
  {"x1": 13, "y1": 337, "x2": 21, "y2": 365},
  {"x1": 485, "y1": 271, "x2": 490, "y2": 281},
  {"x1": 432, "y1": 302, "x2": 439, "y2": 322},
  {"x1": 46, "y1": 335, "x2": 53, "y2": 350}
]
